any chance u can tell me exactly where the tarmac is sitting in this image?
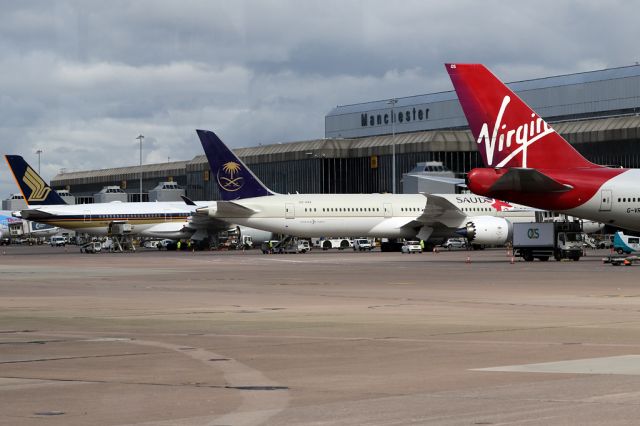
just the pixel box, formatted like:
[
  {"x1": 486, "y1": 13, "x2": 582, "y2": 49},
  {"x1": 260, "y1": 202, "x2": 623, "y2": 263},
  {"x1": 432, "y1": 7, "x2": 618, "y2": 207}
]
[{"x1": 1, "y1": 245, "x2": 640, "y2": 425}]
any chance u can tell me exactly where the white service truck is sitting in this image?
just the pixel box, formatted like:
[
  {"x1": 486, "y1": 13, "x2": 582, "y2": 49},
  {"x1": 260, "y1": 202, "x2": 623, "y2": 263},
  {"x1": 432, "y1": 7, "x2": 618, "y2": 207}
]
[
  {"x1": 512, "y1": 222, "x2": 583, "y2": 262},
  {"x1": 353, "y1": 238, "x2": 373, "y2": 251}
]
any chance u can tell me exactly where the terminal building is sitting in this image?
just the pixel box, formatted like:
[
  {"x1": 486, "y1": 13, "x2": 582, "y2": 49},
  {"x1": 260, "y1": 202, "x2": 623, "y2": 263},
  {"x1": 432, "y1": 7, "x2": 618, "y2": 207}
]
[{"x1": 46, "y1": 64, "x2": 640, "y2": 203}]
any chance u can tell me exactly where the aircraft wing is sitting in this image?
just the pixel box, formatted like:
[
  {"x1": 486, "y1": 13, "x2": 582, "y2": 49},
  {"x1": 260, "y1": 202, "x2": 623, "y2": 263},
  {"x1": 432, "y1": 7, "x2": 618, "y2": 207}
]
[
  {"x1": 489, "y1": 168, "x2": 573, "y2": 193},
  {"x1": 414, "y1": 194, "x2": 468, "y2": 228},
  {"x1": 186, "y1": 213, "x2": 233, "y2": 231},
  {"x1": 216, "y1": 201, "x2": 256, "y2": 217}
]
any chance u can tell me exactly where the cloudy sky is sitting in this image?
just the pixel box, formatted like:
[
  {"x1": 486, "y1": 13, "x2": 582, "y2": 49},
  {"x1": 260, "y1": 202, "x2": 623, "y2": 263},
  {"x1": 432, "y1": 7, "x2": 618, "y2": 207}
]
[{"x1": 0, "y1": 0, "x2": 637, "y2": 197}]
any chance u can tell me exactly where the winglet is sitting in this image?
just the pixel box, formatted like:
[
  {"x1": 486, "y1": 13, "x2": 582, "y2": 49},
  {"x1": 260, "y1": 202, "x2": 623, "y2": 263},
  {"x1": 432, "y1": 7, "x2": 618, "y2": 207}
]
[
  {"x1": 180, "y1": 195, "x2": 197, "y2": 206},
  {"x1": 4, "y1": 155, "x2": 66, "y2": 206},
  {"x1": 196, "y1": 129, "x2": 275, "y2": 200}
]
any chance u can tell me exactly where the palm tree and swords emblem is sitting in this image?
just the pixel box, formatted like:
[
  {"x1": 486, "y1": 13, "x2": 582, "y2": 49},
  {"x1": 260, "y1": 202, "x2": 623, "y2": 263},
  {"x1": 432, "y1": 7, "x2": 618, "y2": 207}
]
[{"x1": 217, "y1": 161, "x2": 244, "y2": 191}]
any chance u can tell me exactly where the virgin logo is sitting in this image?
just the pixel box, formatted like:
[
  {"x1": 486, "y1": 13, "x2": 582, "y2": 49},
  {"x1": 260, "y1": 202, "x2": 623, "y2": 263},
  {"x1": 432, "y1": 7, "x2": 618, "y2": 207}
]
[{"x1": 477, "y1": 96, "x2": 554, "y2": 168}]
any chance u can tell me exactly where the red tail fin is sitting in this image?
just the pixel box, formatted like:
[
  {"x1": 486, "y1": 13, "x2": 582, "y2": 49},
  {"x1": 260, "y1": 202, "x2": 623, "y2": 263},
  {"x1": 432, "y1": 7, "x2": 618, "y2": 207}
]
[{"x1": 445, "y1": 64, "x2": 596, "y2": 169}]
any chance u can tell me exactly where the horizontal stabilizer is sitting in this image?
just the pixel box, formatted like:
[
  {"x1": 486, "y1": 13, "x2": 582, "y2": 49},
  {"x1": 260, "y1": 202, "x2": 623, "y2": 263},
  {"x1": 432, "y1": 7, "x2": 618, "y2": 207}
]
[
  {"x1": 407, "y1": 174, "x2": 467, "y2": 187},
  {"x1": 489, "y1": 168, "x2": 573, "y2": 193},
  {"x1": 196, "y1": 201, "x2": 257, "y2": 218}
]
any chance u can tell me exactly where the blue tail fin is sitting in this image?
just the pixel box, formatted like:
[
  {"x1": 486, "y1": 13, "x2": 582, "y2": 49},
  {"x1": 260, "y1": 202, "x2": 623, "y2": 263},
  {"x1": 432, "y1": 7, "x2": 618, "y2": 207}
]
[
  {"x1": 4, "y1": 155, "x2": 67, "y2": 205},
  {"x1": 196, "y1": 129, "x2": 275, "y2": 200}
]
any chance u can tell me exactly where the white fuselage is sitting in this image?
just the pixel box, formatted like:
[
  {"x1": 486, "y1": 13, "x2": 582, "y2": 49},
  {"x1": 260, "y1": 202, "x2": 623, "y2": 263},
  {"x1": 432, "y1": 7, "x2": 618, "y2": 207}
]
[
  {"x1": 19, "y1": 201, "x2": 210, "y2": 239},
  {"x1": 206, "y1": 193, "x2": 536, "y2": 239},
  {"x1": 565, "y1": 170, "x2": 640, "y2": 232}
]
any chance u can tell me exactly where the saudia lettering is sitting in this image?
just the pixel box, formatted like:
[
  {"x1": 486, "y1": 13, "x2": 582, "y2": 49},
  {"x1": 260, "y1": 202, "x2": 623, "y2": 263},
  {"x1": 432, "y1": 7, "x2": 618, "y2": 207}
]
[
  {"x1": 454, "y1": 196, "x2": 513, "y2": 211},
  {"x1": 455, "y1": 196, "x2": 492, "y2": 204},
  {"x1": 361, "y1": 108, "x2": 430, "y2": 128},
  {"x1": 477, "y1": 96, "x2": 554, "y2": 168}
]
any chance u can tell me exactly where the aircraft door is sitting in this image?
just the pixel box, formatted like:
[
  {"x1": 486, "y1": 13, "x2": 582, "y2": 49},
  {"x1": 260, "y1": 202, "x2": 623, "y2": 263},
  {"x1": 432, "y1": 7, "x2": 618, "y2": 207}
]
[
  {"x1": 599, "y1": 189, "x2": 612, "y2": 211},
  {"x1": 383, "y1": 203, "x2": 392, "y2": 218},
  {"x1": 285, "y1": 203, "x2": 295, "y2": 219},
  {"x1": 83, "y1": 210, "x2": 91, "y2": 222}
]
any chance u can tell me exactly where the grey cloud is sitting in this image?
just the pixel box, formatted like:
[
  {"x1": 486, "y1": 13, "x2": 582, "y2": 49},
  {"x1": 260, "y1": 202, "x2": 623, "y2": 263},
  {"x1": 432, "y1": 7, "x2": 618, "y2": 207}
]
[{"x1": 1, "y1": 0, "x2": 639, "y2": 196}]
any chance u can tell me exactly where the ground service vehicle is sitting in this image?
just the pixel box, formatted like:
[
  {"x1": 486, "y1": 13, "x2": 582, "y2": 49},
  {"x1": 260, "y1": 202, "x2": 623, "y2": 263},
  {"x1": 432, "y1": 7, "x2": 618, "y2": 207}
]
[
  {"x1": 613, "y1": 232, "x2": 640, "y2": 254},
  {"x1": 80, "y1": 241, "x2": 102, "y2": 253},
  {"x1": 321, "y1": 238, "x2": 352, "y2": 250},
  {"x1": 401, "y1": 241, "x2": 422, "y2": 254},
  {"x1": 353, "y1": 238, "x2": 373, "y2": 251},
  {"x1": 597, "y1": 234, "x2": 614, "y2": 249},
  {"x1": 443, "y1": 238, "x2": 467, "y2": 250},
  {"x1": 261, "y1": 240, "x2": 280, "y2": 254},
  {"x1": 513, "y1": 222, "x2": 582, "y2": 261},
  {"x1": 283, "y1": 240, "x2": 310, "y2": 254},
  {"x1": 49, "y1": 236, "x2": 66, "y2": 247}
]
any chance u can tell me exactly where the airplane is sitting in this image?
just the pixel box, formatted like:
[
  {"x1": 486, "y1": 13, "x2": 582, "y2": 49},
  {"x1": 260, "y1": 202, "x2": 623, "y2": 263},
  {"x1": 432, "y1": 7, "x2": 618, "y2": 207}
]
[
  {"x1": 445, "y1": 63, "x2": 639, "y2": 232},
  {"x1": 0, "y1": 210, "x2": 59, "y2": 241},
  {"x1": 5, "y1": 155, "x2": 272, "y2": 243},
  {"x1": 193, "y1": 129, "x2": 540, "y2": 247}
]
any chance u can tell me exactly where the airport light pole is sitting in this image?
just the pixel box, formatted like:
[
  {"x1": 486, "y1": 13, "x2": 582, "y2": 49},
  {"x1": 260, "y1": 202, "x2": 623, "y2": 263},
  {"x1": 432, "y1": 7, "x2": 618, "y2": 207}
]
[
  {"x1": 387, "y1": 98, "x2": 398, "y2": 193},
  {"x1": 136, "y1": 134, "x2": 144, "y2": 202},
  {"x1": 35, "y1": 149, "x2": 43, "y2": 175}
]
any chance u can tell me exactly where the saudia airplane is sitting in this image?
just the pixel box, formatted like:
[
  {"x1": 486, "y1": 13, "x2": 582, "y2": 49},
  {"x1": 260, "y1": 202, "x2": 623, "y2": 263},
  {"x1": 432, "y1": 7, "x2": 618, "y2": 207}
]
[
  {"x1": 6, "y1": 155, "x2": 272, "y2": 242},
  {"x1": 193, "y1": 129, "x2": 538, "y2": 246},
  {"x1": 446, "y1": 63, "x2": 638, "y2": 231}
]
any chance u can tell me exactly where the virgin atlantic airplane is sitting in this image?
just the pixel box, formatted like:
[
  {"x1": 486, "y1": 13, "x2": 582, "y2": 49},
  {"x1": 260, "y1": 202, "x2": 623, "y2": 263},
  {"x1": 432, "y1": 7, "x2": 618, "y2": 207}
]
[{"x1": 446, "y1": 63, "x2": 640, "y2": 231}]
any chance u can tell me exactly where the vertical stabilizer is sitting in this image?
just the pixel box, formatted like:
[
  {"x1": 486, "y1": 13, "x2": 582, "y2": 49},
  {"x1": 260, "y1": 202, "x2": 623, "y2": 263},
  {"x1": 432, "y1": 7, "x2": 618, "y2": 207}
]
[
  {"x1": 445, "y1": 63, "x2": 596, "y2": 169},
  {"x1": 4, "y1": 155, "x2": 66, "y2": 205},
  {"x1": 196, "y1": 129, "x2": 275, "y2": 200}
]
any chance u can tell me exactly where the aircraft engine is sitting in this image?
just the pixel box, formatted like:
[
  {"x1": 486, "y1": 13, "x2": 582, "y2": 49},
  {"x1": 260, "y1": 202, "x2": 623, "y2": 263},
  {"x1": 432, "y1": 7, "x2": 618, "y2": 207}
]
[{"x1": 458, "y1": 216, "x2": 512, "y2": 245}]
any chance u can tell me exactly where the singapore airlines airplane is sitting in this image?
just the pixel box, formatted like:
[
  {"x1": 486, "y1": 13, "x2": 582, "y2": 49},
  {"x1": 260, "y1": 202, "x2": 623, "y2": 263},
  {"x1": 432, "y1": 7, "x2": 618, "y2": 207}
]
[
  {"x1": 446, "y1": 63, "x2": 640, "y2": 231},
  {"x1": 6, "y1": 155, "x2": 271, "y2": 242},
  {"x1": 194, "y1": 129, "x2": 538, "y2": 246}
]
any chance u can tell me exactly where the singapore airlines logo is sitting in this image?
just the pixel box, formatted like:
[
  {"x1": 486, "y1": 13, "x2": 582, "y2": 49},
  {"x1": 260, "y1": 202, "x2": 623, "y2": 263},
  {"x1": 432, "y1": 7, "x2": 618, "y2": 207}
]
[
  {"x1": 217, "y1": 161, "x2": 244, "y2": 192},
  {"x1": 477, "y1": 96, "x2": 555, "y2": 168},
  {"x1": 23, "y1": 166, "x2": 51, "y2": 202}
]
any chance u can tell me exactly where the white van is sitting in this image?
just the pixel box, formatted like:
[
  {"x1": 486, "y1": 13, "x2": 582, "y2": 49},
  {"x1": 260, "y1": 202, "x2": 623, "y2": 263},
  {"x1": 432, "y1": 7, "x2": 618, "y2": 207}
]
[
  {"x1": 49, "y1": 236, "x2": 66, "y2": 247},
  {"x1": 353, "y1": 238, "x2": 373, "y2": 251}
]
